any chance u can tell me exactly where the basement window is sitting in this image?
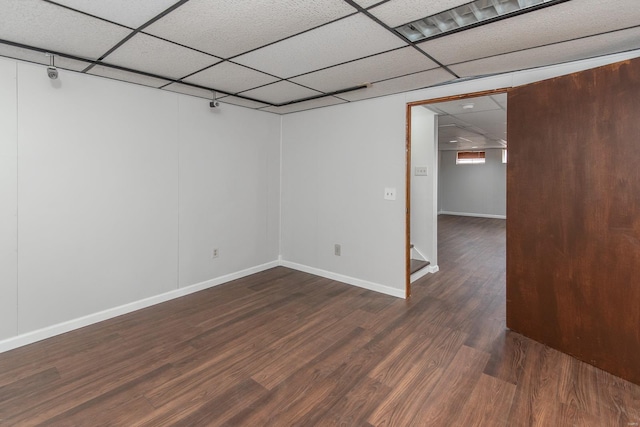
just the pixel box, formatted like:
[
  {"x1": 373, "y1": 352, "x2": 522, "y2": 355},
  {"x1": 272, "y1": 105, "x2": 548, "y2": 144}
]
[
  {"x1": 395, "y1": 0, "x2": 562, "y2": 43},
  {"x1": 457, "y1": 151, "x2": 486, "y2": 165}
]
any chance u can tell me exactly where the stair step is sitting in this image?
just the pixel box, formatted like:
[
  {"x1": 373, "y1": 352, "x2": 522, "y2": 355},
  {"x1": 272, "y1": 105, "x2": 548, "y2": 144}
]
[{"x1": 410, "y1": 259, "x2": 430, "y2": 274}]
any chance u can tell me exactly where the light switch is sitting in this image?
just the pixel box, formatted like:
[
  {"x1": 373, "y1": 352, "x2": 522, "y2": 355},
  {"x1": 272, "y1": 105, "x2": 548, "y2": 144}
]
[
  {"x1": 384, "y1": 187, "x2": 396, "y2": 201},
  {"x1": 415, "y1": 166, "x2": 428, "y2": 176}
]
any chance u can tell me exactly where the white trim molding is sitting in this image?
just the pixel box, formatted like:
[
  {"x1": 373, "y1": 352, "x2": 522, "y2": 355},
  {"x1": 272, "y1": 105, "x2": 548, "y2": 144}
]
[
  {"x1": 0, "y1": 260, "x2": 280, "y2": 354},
  {"x1": 279, "y1": 260, "x2": 406, "y2": 299},
  {"x1": 411, "y1": 264, "x2": 439, "y2": 283}
]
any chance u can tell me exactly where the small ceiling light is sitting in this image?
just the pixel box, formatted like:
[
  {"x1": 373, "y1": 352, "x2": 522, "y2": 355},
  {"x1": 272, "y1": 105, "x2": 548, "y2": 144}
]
[
  {"x1": 46, "y1": 52, "x2": 58, "y2": 80},
  {"x1": 395, "y1": 0, "x2": 563, "y2": 43},
  {"x1": 449, "y1": 140, "x2": 458, "y2": 143},
  {"x1": 462, "y1": 103, "x2": 475, "y2": 110}
]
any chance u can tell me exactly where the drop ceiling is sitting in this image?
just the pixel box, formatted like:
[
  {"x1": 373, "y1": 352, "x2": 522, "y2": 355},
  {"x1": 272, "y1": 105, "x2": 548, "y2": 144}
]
[
  {"x1": 0, "y1": 0, "x2": 638, "y2": 114},
  {"x1": 427, "y1": 93, "x2": 507, "y2": 151}
]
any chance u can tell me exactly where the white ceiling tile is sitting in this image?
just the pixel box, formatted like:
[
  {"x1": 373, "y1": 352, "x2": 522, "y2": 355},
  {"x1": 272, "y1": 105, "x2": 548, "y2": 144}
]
[
  {"x1": 0, "y1": 44, "x2": 91, "y2": 71},
  {"x1": 290, "y1": 47, "x2": 437, "y2": 92},
  {"x1": 260, "y1": 96, "x2": 347, "y2": 114},
  {"x1": 420, "y1": 0, "x2": 640, "y2": 65},
  {"x1": 163, "y1": 82, "x2": 214, "y2": 99},
  {"x1": 88, "y1": 64, "x2": 171, "y2": 88},
  {"x1": 491, "y1": 93, "x2": 507, "y2": 109},
  {"x1": 338, "y1": 67, "x2": 454, "y2": 101},
  {"x1": 450, "y1": 26, "x2": 640, "y2": 78},
  {"x1": 431, "y1": 95, "x2": 502, "y2": 115},
  {"x1": 0, "y1": 0, "x2": 131, "y2": 60},
  {"x1": 435, "y1": 114, "x2": 458, "y2": 126},
  {"x1": 234, "y1": 14, "x2": 407, "y2": 78},
  {"x1": 352, "y1": 0, "x2": 383, "y2": 8},
  {"x1": 52, "y1": 0, "x2": 178, "y2": 28},
  {"x1": 218, "y1": 96, "x2": 269, "y2": 109},
  {"x1": 145, "y1": 0, "x2": 356, "y2": 58},
  {"x1": 369, "y1": 0, "x2": 471, "y2": 28},
  {"x1": 183, "y1": 62, "x2": 279, "y2": 94},
  {"x1": 102, "y1": 33, "x2": 220, "y2": 79},
  {"x1": 239, "y1": 81, "x2": 321, "y2": 105},
  {"x1": 452, "y1": 110, "x2": 506, "y2": 135}
]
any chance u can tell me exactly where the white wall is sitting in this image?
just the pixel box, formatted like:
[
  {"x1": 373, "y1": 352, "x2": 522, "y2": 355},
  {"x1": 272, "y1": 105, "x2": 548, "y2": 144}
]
[
  {"x1": 0, "y1": 59, "x2": 17, "y2": 340},
  {"x1": 439, "y1": 149, "x2": 506, "y2": 218},
  {"x1": 17, "y1": 62, "x2": 180, "y2": 332},
  {"x1": 410, "y1": 107, "x2": 437, "y2": 266},
  {"x1": 280, "y1": 50, "x2": 640, "y2": 297},
  {"x1": 178, "y1": 96, "x2": 280, "y2": 287},
  {"x1": 281, "y1": 95, "x2": 407, "y2": 296},
  {"x1": 1, "y1": 57, "x2": 280, "y2": 342}
]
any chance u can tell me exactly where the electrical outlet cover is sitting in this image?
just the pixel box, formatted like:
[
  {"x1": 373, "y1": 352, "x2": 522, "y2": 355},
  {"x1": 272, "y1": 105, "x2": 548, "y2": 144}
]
[{"x1": 384, "y1": 187, "x2": 396, "y2": 201}]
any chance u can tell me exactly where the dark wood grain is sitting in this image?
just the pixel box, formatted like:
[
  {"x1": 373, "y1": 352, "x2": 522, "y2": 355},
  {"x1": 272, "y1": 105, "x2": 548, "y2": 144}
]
[
  {"x1": 507, "y1": 57, "x2": 640, "y2": 384},
  {"x1": 0, "y1": 215, "x2": 638, "y2": 425}
]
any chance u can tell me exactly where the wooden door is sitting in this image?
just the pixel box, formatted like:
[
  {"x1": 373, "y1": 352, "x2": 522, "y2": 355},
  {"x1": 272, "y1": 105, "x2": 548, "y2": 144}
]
[{"x1": 507, "y1": 57, "x2": 640, "y2": 384}]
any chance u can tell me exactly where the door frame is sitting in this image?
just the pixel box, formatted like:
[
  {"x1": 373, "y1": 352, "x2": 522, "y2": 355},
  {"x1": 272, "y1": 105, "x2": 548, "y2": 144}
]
[{"x1": 405, "y1": 88, "x2": 509, "y2": 298}]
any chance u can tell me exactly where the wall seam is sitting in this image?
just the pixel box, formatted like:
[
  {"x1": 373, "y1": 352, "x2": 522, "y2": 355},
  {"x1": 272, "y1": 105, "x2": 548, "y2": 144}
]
[
  {"x1": 278, "y1": 115, "x2": 283, "y2": 259},
  {"x1": 176, "y1": 94, "x2": 181, "y2": 290},
  {"x1": 14, "y1": 61, "x2": 19, "y2": 336}
]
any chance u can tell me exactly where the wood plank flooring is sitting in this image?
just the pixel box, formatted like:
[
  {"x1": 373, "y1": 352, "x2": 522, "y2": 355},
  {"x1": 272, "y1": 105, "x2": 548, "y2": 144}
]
[{"x1": 1, "y1": 214, "x2": 639, "y2": 426}]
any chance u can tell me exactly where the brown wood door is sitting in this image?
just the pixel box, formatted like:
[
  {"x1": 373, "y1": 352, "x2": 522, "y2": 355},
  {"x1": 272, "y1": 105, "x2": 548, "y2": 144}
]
[{"x1": 507, "y1": 57, "x2": 640, "y2": 384}]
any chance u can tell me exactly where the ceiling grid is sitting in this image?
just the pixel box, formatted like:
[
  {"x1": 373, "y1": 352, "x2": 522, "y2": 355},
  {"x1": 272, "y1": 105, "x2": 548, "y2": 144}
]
[{"x1": 0, "y1": 0, "x2": 637, "y2": 114}]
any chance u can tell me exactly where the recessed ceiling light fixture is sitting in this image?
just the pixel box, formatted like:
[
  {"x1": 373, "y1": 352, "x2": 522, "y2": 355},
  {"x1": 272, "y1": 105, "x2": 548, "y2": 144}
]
[
  {"x1": 395, "y1": 0, "x2": 566, "y2": 43},
  {"x1": 462, "y1": 103, "x2": 475, "y2": 110}
]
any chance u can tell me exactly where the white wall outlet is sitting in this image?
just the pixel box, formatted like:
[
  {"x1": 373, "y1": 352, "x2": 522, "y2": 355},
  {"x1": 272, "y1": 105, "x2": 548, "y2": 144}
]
[
  {"x1": 334, "y1": 244, "x2": 341, "y2": 256},
  {"x1": 384, "y1": 187, "x2": 396, "y2": 201},
  {"x1": 212, "y1": 248, "x2": 219, "y2": 258},
  {"x1": 415, "y1": 166, "x2": 428, "y2": 176}
]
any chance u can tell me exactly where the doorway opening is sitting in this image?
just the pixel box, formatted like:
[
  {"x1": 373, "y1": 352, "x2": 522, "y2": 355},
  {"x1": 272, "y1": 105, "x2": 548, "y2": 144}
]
[{"x1": 405, "y1": 89, "x2": 508, "y2": 298}]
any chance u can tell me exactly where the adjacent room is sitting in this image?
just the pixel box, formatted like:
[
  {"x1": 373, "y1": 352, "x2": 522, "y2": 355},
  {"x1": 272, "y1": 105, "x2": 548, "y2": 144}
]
[{"x1": 1, "y1": 0, "x2": 640, "y2": 424}]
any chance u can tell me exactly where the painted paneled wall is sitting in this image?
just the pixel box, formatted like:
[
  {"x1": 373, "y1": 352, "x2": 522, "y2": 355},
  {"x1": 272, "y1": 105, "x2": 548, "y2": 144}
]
[
  {"x1": 0, "y1": 60, "x2": 17, "y2": 340},
  {"x1": 1, "y1": 48, "x2": 639, "y2": 348},
  {"x1": 280, "y1": 51, "x2": 640, "y2": 297},
  {"x1": 17, "y1": 63, "x2": 180, "y2": 332},
  {"x1": 178, "y1": 95, "x2": 281, "y2": 287},
  {"x1": 439, "y1": 148, "x2": 506, "y2": 218},
  {"x1": 0, "y1": 57, "x2": 280, "y2": 339},
  {"x1": 281, "y1": 95, "x2": 407, "y2": 296}
]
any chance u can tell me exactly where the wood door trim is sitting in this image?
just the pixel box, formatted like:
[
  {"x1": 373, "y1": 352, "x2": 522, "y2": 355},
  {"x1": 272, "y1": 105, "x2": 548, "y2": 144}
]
[
  {"x1": 405, "y1": 87, "x2": 510, "y2": 299},
  {"x1": 405, "y1": 103, "x2": 412, "y2": 299},
  {"x1": 407, "y1": 88, "x2": 510, "y2": 108}
]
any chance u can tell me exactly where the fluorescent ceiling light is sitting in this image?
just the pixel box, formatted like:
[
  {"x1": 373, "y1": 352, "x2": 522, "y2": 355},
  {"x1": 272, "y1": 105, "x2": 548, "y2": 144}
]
[{"x1": 395, "y1": 0, "x2": 563, "y2": 43}]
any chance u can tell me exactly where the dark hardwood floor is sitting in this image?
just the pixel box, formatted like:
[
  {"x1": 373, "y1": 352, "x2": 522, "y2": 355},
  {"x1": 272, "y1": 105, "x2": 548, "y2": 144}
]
[{"x1": 1, "y1": 215, "x2": 639, "y2": 426}]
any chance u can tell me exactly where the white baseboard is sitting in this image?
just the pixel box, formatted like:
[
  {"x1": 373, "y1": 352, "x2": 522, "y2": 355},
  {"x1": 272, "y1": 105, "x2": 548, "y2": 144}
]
[
  {"x1": 0, "y1": 259, "x2": 408, "y2": 353},
  {"x1": 0, "y1": 260, "x2": 279, "y2": 354},
  {"x1": 279, "y1": 260, "x2": 406, "y2": 299},
  {"x1": 439, "y1": 211, "x2": 506, "y2": 220},
  {"x1": 410, "y1": 264, "x2": 439, "y2": 283}
]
